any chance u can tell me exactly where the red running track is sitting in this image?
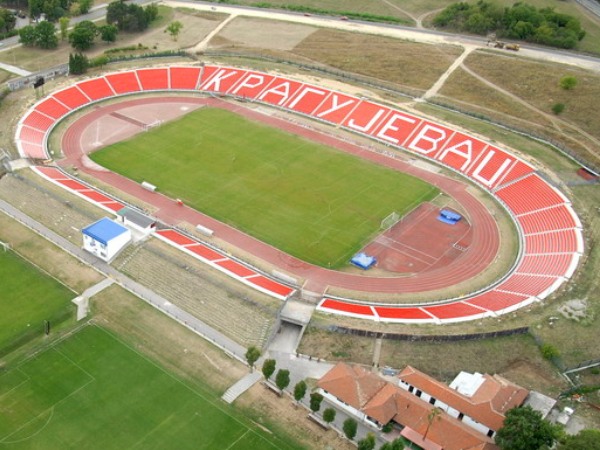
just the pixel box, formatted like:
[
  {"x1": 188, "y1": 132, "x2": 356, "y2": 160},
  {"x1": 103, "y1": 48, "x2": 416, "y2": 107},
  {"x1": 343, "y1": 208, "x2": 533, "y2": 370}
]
[{"x1": 59, "y1": 96, "x2": 500, "y2": 296}]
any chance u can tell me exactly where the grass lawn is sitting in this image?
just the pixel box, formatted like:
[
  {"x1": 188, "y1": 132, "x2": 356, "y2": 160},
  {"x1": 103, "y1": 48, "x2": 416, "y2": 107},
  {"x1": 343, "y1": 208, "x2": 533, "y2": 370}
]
[
  {"x1": 0, "y1": 325, "x2": 303, "y2": 450},
  {"x1": 0, "y1": 249, "x2": 74, "y2": 354},
  {"x1": 91, "y1": 107, "x2": 438, "y2": 267}
]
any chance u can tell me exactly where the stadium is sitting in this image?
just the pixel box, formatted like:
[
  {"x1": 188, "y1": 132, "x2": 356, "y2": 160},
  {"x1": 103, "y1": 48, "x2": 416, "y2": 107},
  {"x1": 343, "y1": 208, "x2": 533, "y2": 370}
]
[
  {"x1": 15, "y1": 65, "x2": 584, "y2": 323},
  {"x1": 1, "y1": 2, "x2": 600, "y2": 448}
]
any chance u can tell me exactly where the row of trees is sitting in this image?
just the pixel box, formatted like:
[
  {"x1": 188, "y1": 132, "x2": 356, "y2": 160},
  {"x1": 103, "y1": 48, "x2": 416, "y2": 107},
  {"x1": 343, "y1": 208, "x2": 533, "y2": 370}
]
[
  {"x1": 106, "y1": 0, "x2": 158, "y2": 33},
  {"x1": 19, "y1": 1, "x2": 160, "y2": 51},
  {"x1": 434, "y1": 1, "x2": 586, "y2": 49},
  {"x1": 29, "y1": 0, "x2": 92, "y2": 22}
]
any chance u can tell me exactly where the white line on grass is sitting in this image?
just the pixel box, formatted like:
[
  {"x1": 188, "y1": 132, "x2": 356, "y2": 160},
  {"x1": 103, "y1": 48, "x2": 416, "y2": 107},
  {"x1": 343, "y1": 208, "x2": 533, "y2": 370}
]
[{"x1": 94, "y1": 325, "x2": 290, "y2": 449}]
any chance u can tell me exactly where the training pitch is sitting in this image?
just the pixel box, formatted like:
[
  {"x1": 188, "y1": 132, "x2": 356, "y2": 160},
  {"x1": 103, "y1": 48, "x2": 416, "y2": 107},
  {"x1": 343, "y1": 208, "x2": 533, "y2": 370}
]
[
  {"x1": 91, "y1": 107, "x2": 439, "y2": 268},
  {"x1": 0, "y1": 325, "x2": 300, "y2": 449},
  {"x1": 0, "y1": 249, "x2": 74, "y2": 354}
]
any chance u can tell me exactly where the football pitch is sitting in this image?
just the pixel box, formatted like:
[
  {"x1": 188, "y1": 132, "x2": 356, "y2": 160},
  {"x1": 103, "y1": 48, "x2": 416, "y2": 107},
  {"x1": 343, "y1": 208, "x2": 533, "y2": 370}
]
[
  {"x1": 0, "y1": 325, "x2": 302, "y2": 450},
  {"x1": 91, "y1": 107, "x2": 439, "y2": 267},
  {"x1": 0, "y1": 249, "x2": 74, "y2": 354}
]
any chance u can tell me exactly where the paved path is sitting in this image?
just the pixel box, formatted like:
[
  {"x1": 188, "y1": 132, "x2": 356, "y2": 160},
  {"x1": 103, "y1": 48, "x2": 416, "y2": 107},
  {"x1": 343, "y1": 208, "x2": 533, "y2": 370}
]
[
  {"x1": 221, "y1": 371, "x2": 262, "y2": 403},
  {"x1": 0, "y1": 197, "x2": 247, "y2": 363},
  {"x1": 0, "y1": 61, "x2": 30, "y2": 77},
  {"x1": 80, "y1": 277, "x2": 114, "y2": 298}
]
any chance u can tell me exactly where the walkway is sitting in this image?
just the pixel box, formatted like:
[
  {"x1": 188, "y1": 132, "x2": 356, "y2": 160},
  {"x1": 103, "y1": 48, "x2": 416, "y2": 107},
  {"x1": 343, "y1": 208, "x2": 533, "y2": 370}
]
[
  {"x1": 0, "y1": 61, "x2": 30, "y2": 77},
  {"x1": 221, "y1": 371, "x2": 262, "y2": 403}
]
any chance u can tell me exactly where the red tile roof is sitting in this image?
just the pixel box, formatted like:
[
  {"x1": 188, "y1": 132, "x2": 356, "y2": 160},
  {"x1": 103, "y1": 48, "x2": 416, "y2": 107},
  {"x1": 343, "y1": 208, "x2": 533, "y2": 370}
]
[
  {"x1": 398, "y1": 366, "x2": 529, "y2": 432},
  {"x1": 319, "y1": 363, "x2": 500, "y2": 450}
]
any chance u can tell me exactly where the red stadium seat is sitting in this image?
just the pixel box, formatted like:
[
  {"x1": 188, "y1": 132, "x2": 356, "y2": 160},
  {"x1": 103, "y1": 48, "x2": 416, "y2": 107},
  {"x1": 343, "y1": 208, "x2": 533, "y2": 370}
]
[{"x1": 52, "y1": 86, "x2": 91, "y2": 110}]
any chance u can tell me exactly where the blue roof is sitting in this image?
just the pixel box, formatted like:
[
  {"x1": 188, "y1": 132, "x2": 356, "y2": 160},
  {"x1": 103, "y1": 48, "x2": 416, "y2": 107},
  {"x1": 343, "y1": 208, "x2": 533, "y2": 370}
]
[{"x1": 82, "y1": 218, "x2": 128, "y2": 245}]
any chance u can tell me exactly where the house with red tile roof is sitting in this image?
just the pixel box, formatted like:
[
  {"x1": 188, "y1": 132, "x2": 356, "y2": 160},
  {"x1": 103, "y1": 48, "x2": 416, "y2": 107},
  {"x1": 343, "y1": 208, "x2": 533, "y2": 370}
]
[
  {"x1": 398, "y1": 366, "x2": 529, "y2": 438},
  {"x1": 317, "y1": 363, "x2": 530, "y2": 450}
]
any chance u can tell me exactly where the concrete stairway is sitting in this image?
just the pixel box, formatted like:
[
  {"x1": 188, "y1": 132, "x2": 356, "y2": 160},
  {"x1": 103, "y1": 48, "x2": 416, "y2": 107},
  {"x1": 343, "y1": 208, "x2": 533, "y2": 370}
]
[{"x1": 221, "y1": 371, "x2": 262, "y2": 404}]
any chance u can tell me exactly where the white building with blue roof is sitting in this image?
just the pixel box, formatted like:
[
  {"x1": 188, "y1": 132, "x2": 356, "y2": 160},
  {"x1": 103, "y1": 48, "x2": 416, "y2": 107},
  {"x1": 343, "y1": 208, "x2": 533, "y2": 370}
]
[{"x1": 82, "y1": 217, "x2": 131, "y2": 262}]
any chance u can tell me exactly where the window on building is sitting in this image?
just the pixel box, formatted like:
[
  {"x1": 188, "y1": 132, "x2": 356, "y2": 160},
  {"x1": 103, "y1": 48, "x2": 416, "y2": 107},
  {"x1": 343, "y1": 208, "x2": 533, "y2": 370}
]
[
  {"x1": 429, "y1": 397, "x2": 436, "y2": 405},
  {"x1": 416, "y1": 390, "x2": 422, "y2": 397},
  {"x1": 458, "y1": 413, "x2": 464, "y2": 420},
  {"x1": 487, "y1": 430, "x2": 494, "y2": 438},
  {"x1": 408, "y1": 386, "x2": 414, "y2": 393}
]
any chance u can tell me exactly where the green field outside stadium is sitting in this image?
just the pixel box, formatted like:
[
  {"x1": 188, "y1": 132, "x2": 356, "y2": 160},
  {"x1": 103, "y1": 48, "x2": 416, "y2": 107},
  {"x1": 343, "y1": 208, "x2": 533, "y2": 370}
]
[
  {"x1": 0, "y1": 249, "x2": 74, "y2": 354},
  {"x1": 0, "y1": 325, "x2": 302, "y2": 449},
  {"x1": 91, "y1": 107, "x2": 439, "y2": 267}
]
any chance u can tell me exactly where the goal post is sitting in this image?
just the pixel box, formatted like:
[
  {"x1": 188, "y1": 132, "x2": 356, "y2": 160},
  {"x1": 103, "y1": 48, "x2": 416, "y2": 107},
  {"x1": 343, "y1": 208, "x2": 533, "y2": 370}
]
[
  {"x1": 380, "y1": 211, "x2": 400, "y2": 231},
  {"x1": 0, "y1": 241, "x2": 10, "y2": 252}
]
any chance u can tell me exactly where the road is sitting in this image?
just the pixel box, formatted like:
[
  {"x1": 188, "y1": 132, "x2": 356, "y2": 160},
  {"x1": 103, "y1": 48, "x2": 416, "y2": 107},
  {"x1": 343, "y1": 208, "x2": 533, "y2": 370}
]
[{"x1": 2, "y1": 0, "x2": 600, "y2": 75}]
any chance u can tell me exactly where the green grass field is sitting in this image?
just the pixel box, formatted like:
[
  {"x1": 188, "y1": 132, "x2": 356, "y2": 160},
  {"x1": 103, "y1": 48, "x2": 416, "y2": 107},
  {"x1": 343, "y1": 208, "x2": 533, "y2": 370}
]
[
  {"x1": 91, "y1": 107, "x2": 438, "y2": 267},
  {"x1": 0, "y1": 249, "x2": 74, "y2": 354},
  {"x1": 0, "y1": 325, "x2": 302, "y2": 449}
]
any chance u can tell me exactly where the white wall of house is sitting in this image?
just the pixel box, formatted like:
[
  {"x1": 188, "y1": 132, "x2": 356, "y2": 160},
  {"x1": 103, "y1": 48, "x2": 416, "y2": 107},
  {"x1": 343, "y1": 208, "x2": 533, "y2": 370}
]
[{"x1": 83, "y1": 228, "x2": 130, "y2": 261}]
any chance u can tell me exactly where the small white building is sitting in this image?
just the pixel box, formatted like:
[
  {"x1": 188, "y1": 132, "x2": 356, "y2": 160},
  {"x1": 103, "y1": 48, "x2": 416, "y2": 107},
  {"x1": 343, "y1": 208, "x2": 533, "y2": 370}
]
[{"x1": 82, "y1": 217, "x2": 131, "y2": 262}]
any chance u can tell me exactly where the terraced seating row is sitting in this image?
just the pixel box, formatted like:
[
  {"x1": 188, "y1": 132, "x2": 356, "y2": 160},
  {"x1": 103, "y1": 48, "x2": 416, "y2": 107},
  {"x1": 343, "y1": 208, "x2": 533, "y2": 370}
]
[
  {"x1": 155, "y1": 229, "x2": 295, "y2": 300},
  {"x1": 17, "y1": 65, "x2": 584, "y2": 323}
]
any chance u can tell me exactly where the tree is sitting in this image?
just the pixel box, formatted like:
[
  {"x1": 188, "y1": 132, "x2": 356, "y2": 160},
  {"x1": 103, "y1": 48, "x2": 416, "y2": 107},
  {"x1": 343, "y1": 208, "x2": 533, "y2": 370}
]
[
  {"x1": 59, "y1": 16, "x2": 69, "y2": 40},
  {"x1": 309, "y1": 392, "x2": 323, "y2": 413},
  {"x1": 380, "y1": 438, "x2": 405, "y2": 450},
  {"x1": 558, "y1": 429, "x2": 600, "y2": 450},
  {"x1": 69, "y1": 20, "x2": 96, "y2": 51},
  {"x1": 275, "y1": 369, "x2": 290, "y2": 391},
  {"x1": 293, "y1": 380, "x2": 307, "y2": 404},
  {"x1": 0, "y1": 8, "x2": 16, "y2": 33},
  {"x1": 322, "y1": 407, "x2": 336, "y2": 425},
  {"x1": 245, "y1": 346, "x2": 260, "y2": 369},
  {"x1": 99, "y1": 24, "x2": 118, "y2": 43},
  {"x1": 357, "y1": 433, "x2": 376, "y2": 450},
  {"x1": 35, "y1": 21, "x2": 58, "y2": 49},
  {"x1": 423, "y1": 407, "x2": 442, "y2": 441},
  {"x1": 560, "y1": 75, "x2": 578, "y2": 90},
  {"x1": 106, "y1": 0, "x2": 128, "y2": 29},
  {"x1": 495, "y1": 406, "x2": 560, "y2": 450},
  {"x1": 107, "y1": 0, "x2": 156, "y2": 32},
  {"x1": 18, "y1": 25, "x2": 37, "y2": 46},
  {"x1": 165, "y1": 20, "x2": 183, "y2": 41},
  {"x1": 68, "y1": 52, "x2": 88, "y2": 75},
  {"x1": 78, "y1": 0, "x2": 92, "y2": 15},
  {"x1": 261, "y1": 359, "x2": 276, "y2": 381},
  {"x1": 342, "y1": 417, "x2": 358, "y2": 441}
]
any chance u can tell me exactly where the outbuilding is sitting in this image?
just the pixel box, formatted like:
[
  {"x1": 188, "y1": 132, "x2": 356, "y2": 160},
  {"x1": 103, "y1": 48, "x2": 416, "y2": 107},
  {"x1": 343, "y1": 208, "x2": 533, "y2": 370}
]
[{"x1": 82, "y1": 217, "x2": 131, "y2": 262}]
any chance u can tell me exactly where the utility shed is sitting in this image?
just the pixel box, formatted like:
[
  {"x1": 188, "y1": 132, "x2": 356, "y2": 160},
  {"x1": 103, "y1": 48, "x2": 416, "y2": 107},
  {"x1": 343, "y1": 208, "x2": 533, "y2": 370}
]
[{"x1": 82, "y1": 217, "x2": 131, "y2": 262}]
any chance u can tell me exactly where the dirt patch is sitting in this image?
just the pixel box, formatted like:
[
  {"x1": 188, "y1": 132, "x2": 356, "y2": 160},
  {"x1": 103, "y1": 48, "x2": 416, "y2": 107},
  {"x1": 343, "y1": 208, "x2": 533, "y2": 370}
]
[
  {"x1": 499, "y1": 358, "x2": 565, "y2": 395},
  {"x1": 237, "y1": 383, "x2": 354, "y2": 450},
  {"x1": 215, "y1": 17, "x2": 317, "y2": 51}
]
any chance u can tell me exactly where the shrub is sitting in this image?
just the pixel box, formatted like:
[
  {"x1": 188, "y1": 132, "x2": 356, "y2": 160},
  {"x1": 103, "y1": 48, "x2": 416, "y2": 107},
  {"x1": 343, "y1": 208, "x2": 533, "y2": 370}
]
[{"x1": 552, "y1": 103, "x2": 565, "y2": 115}]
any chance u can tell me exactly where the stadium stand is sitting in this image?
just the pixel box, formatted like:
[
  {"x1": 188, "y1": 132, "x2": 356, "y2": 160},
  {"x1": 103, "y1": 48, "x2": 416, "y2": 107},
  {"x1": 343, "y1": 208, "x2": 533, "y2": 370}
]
[
  {"x1": 16, "y1": 66, "x2": 584, "y2": 323},
  {"x1": 105, "y1": 72, "x2": 142, "y2": 94},
  {"x1": 52, "y1": 86, "x2": 91, "y2": 110},
  {"x1": 136, "y1": 68, "x2": 169, "y2": 91},
  {"x1": 496, "y1": 174, "x2": 568, "y2": 215},
  {"x1": 22, "y1": 110, "x2": 55, "y2": 132},
  {"x1": 169, "y1": 66, "x2": 201, "y2": 90},
  {"x1": 77, "y1": 77, "x2": 116, "y2": 100},
  {"x1": 35, "y1": 97, "x2": 70, "y2": 119},
  {"x1": 155, "y1": 229, "x2": 295, "y2": 300},
  {"x1": 17, "y1": 126, "x2": 45, "y2": 146},
  {"x1": 518, "y1": 204, "x2": 580, "y2": 235}
]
